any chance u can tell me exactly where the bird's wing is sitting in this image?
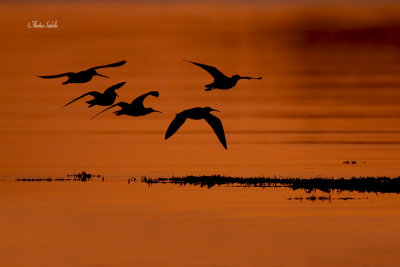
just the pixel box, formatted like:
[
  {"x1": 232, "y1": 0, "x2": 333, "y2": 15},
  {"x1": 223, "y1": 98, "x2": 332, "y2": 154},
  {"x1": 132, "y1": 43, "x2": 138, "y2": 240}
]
[
  {"x1": 130, "y1": 91, "x2": 159, "y2": 109},
  {"x1": 204, "y1": 113, "x2": 227, "y2": 149},
  {"x1": 38, "y1": 72, "x2": 74, "y2": 79},
  {"x1": 63, "y1": 91, "x2": 100, "y2": 107},
  {"x1": 184, "y1": 60, "x2": 226, "y2": 80},
  {"x1": 90, "y1": 102, "x2": 128, "y2": 119},
  {"x1": 90, "y1": 60, "x2": 127, "y2": 70},
  {"x1": 104, "y1": 82, "x2": 126, "y2": 94},
  {"x1": 165, "y1": 114, "x2": 187, "y2": 140}
]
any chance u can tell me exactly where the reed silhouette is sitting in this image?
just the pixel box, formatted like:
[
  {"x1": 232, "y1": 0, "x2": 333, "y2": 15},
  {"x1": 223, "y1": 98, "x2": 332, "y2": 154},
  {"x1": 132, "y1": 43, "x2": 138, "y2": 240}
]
[
  {"x1": 287, "y1": 196, "x2": 362, "y2": 202},
  {"x1": 91, "y1": 91, "x2": 161, "y2": 119},
  {"x1": 16, "y1": 172, "x2": 103, "y2": 182},
  {"x1": 38, "y1": 60, "x2": 126, "y2": 84},
  {"x1": 142, "y1": 175, "x2": 400, "y2": 193},
  {"x1": 165, "y1": 107, "x2": 227, "y2": 149},
  {"x1": 63, "y1": 82, "x2": 125, "y2": 108},
  {"x1": 184, "y1": 59, "x2": 262, "y2": 91}
]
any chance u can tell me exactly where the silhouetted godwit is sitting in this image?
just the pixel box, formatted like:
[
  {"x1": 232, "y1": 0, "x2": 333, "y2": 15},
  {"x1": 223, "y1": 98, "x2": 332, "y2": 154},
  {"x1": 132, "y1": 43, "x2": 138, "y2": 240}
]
[
  {"x1": 91, "y1": 91, "x2": 160, "y2": 119},
  {"x1": 165, "y1": 107, "x2": 227, "y2": 149},
  {"x1": 64, "y1": 82, "x2": 125, "y2": 108},
  {"x1": 184, "y1": 60, "x2": 261, "y2": 91},
  {"x1": 39, "y1": 60, "x2": 126, "y2": 84}
]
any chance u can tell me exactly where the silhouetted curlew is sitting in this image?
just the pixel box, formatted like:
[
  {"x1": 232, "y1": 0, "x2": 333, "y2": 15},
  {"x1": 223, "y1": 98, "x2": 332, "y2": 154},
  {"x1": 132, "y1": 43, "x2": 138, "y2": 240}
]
[
  {"x1": 165, "y1": 107, "x2": 227, "y2": 149},
  {"x1": 184, "y1": 59, "x2": 261, "y2": 91},
  {"x1": 39, "y1": 60, "x2": 126, "y2": 84},
  {"x1": 63, "y1": 82, "x2": 125, "y2": 108},
  {"x1": 91, "y1": 91, "x2": 161, "y2": 119}
]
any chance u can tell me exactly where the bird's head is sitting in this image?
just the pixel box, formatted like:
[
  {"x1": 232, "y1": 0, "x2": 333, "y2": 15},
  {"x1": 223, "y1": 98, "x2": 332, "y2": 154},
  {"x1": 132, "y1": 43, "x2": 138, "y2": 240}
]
[
  {"x1": 232, "y1": 75, "x2": 242, "y2": 80},
  {"x1": 204, "y1": 107, "x2": 220, "y2": 113}
]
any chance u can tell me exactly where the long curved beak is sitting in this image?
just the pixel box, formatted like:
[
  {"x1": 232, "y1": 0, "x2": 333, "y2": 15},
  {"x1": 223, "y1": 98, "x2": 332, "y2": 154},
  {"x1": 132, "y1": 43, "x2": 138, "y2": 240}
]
[
  {"x1": 96, "y1": 73, "x2": 109, "y2": 78},
  {"x1": 153, "y1": 110, "x2": 162, "y2": 113},
  {"x1": 211, "y1": 108, "x2": 220, "y2": 113},
  {"x1": 240, "y1": 76, "x2": 262, "y2": 80}
]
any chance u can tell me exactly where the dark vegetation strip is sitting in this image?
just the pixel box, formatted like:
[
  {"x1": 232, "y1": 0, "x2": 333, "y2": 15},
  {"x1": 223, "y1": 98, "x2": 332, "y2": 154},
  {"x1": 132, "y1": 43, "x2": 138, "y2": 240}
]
[{"x1": 141, "y1": 175, "x2": 400, "y2": 193}]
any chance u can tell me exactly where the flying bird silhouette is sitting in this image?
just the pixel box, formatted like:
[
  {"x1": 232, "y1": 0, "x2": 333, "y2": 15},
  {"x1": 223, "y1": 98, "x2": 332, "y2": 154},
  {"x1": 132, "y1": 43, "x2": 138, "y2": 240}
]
[
  {"x1": 165, "y1": 107, "x2": 227, "y2": 149},
  {"x1": 63, "y1": 82, "x2": 126, "y2": 108},
  {"x1": 91, "y1": 91, "x2": 161, "y2": 119},
  {"x1": 184, "y1": 59, "x2": 261, "y2": 91},
  {"x1": 39, "y1": 60, "x2": 126, "y2": 84}
]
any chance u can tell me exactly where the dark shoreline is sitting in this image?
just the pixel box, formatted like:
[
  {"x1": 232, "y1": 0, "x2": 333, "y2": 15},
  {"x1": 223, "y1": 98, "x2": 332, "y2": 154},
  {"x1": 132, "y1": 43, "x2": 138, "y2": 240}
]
[
  {"x1": 141, "y1": 175, "x2": 400, "y2": 194},
  {"x1": 12, "y1": 174, "x2": 400, "y2": 194}
]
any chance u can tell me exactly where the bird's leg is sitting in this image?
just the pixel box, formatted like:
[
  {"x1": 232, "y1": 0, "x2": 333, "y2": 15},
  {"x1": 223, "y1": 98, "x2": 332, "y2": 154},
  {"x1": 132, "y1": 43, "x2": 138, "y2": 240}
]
[
  {"x1": 205, "y1": 83, "x2": 215, "y2": 91},
  {"x1": 86, "y1": 100, "x2": 96, "y2": 107}
]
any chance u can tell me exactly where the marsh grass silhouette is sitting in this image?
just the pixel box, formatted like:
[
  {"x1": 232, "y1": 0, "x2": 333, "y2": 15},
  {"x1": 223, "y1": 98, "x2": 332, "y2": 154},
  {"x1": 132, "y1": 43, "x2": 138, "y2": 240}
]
[
  {"x1": 287, "y1": 195, "x2": 366, "y2": 202},
  {"x1": 16, "y1": 171, "x2": 103, "y2": 182},
  {"x1": 142, "y1": 175, "x2": 400, "y2": 194}
]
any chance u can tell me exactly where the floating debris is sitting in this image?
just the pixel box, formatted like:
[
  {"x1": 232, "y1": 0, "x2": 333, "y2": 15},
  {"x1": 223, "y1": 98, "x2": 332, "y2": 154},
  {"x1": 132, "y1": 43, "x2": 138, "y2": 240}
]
[{"x1": 342, "y1": 160, "x2": 366, "y2": 165}]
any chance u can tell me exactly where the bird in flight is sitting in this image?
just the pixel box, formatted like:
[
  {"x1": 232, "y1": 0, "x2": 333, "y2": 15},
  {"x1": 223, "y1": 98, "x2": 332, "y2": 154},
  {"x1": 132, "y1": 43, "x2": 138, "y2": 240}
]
[
  {"x1": 165, "y1": 107, "x2": 227, "y2": 149},
  {"x1": 91, "y1": 91, "x2": 161, "y2": 119},
  {"x1": 63, "y1": 82, "x2": 126, "y2": 108},
  {"x1": 184, "y1": 59, "x2": 261, "y2": 91},
  {"x1": 39, "y1": 60, "x2": 126, "y2": 84}
]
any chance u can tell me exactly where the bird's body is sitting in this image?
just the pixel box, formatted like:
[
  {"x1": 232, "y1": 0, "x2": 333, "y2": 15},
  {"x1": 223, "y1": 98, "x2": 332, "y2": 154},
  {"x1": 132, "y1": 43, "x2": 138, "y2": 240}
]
[
  {"x1": 39, "y1": 60, "x2": 126, "y2": 84},
  {"x1": 185, "y1": 60, "x2": 261, "y2": 91},
  {"x1": 85, "y1": 91, "x2": 115, "y2": 107},
  {"x1": 64, "y1": 82, "x2": 125, "y2": 108},
  {"x1": 91, "y1": 91, "x2": 161, "y2": 119},
  {"x1": 165, "y1": 107, "x2": 227, "y2": 149},
  {"x1": 207, "y1": 75, "x2": 240, "y2": 90}
]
